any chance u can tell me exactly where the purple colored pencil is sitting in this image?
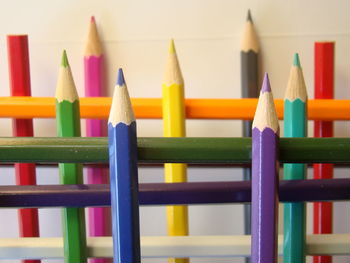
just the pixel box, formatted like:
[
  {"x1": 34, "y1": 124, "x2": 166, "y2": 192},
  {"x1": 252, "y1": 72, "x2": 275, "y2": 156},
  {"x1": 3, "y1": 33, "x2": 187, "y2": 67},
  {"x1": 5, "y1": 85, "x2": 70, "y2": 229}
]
[
  {"x1": 0, "y1": 178, "x2": 350, "y2": 207},
  {"x1": 251, "y1": 73, "x2": 279, "y2": 263}
]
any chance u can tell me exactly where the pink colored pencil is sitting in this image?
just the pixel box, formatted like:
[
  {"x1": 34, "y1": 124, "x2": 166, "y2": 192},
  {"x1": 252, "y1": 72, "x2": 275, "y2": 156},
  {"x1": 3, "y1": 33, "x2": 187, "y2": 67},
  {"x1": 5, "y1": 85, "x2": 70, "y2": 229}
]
[{"x1": 84, "y1": 16, "x2": 111, "y2": 263}]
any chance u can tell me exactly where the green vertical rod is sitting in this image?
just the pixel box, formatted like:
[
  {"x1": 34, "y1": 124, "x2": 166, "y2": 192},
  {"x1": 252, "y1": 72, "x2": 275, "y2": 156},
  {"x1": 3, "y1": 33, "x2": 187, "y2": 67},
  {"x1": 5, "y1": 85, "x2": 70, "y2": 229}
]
[
  {"x1": 283, "y1": 53, "x2": 307, "y2": 263},
  {"x1": 55, "y1": 50, "x2": 87, "y2": 263}
]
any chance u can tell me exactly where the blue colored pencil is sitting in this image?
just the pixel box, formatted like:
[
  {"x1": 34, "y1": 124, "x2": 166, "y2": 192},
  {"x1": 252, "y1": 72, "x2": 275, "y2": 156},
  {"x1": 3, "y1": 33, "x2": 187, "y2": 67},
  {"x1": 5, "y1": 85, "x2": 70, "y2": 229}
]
[{"x1": 108, "y1": 68, "x2": 140, "y2": 263}]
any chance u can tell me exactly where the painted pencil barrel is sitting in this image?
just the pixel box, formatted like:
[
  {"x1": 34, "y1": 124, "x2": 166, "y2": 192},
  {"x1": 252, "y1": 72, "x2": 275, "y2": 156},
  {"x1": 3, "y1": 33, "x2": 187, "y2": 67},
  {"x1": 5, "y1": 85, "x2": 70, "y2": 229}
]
[
  {"x1": 108, "y1": 122, "x2": 140, "y2": 263},
  {"x1": 252, "y1": 128, "x2": 279, "y2": 263}
]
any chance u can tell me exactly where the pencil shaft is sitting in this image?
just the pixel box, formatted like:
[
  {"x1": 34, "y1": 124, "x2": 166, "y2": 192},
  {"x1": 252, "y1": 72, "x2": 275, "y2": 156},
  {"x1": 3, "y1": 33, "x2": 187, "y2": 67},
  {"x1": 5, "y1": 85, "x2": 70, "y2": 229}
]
[
  {"x1": 2, "y1": 97, "x2": 350, "y2": 120},
  {"x1": 56, "y1": 100, "x2": 87, "y2": 263},
  {"x1": 252, "y1": 128, "x2": 279, "y2": 263},
  {"x1": 162, "y1": 84, "x2": 188, "y2": 242},
  {"x1": 314, "y1": 42, "x2": 334, "y2": 263},
  {"x1": 109, "y1": 122, "x2": 140, "y2": 263},
  {"x1": 241, "y1": 48, "x2": 258, "y2": 242},
  {"x1": 7, "y1": 34, "x2": 39, "y2": 263},
  {"x1": 85, "y1": 48, "x2": 111, "y2": 262},
  {"x1": 283, "y1": 97, "x2": 307, "y2": 263},
  {"x1": 1, "y1": 178, "x2": 350, "y2": 207},
  {"x1": 162, "y1": 40, "x2": 189, "y2": 263},
  {"x1": 1, "y1": 137, "x2": 350, "y2": 164}
]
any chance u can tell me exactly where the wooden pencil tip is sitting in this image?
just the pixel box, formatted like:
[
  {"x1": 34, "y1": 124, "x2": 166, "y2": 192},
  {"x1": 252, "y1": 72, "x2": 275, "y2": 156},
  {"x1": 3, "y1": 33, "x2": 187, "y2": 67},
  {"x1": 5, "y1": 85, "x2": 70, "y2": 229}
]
[
  {"x1": 247, "y1": 9, "x2": 253, "y2": 22},
  {"x1": 56, "y1": 51, "x2": 79, "y2": 102},
  {"x1": 293, "y1": 53, "x2": 301, "y2": 67},
  {"x1": 61, "y1": 50, "x2": 69, "y2": 68},
  {"x1": 116, "y1": 68, "x2": 126, "y2": 86},
  {"x1": 109, "y1": 70, "x2": 135, "y2": 126},
  {"x1": 85, "y1": 16, "x2": 102, "y2": 56},
  {"x1": 169, "y1": 39, "x2": 176, "y2": 54},
  {"x1": 261, "y1": 73, "x2": 271, "y2": 93}
]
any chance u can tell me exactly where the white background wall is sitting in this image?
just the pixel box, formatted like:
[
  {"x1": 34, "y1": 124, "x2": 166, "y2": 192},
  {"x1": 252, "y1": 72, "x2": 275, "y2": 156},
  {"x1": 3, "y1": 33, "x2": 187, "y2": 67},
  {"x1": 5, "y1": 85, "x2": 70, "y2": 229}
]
[{"x1": 0, "y1": 0, "x2": 349, "y2": 262}]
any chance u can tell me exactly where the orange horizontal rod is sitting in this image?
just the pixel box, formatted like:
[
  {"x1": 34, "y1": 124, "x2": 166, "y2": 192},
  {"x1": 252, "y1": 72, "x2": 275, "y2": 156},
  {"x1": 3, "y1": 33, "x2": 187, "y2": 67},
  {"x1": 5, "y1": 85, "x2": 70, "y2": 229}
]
[{"x1": 0, "y1": 96, "x2": 348, "y2": 120}]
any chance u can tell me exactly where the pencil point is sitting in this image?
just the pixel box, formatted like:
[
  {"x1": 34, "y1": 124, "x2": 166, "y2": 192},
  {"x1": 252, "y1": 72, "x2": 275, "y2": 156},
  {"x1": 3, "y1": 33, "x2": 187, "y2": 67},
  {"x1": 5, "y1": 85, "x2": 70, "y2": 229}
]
[
  {"x1": 247, "y1": 9, "x2": 253, "y2": 22},
  {"x1": 116, "y1": 68, "x2": 125, "y2": 86},
  {"x1": 61, "y1": 50, "x2": 69, "y2": 68},
  {"x1": 261, "y1": 73, "x2": 271, "y2": 93},
  {"x1": 56, "y1": 51, "x2": 79, "y2": 102},
  {"x1": 169, "y1": 39, "x2": 176, "y2": 54},
  {"x1": 163, "y1": 39, "x2": 184, "y2": 86},
  {"x1": 109, "y1": 70, "x2": 135, "y2": 126},
  {"x1": 85, "y1": 16, "x2": 102, "y2": 56},
  {"x1": 293, "y1": 53, "x2": 301, "y2": 67}
]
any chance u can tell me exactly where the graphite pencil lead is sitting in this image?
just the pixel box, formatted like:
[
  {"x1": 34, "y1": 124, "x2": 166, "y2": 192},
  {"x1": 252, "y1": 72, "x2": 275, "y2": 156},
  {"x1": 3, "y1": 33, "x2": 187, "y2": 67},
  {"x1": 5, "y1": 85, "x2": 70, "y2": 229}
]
[{"x1": 247, "y1": 9, "x2": 252, "y2": 22}]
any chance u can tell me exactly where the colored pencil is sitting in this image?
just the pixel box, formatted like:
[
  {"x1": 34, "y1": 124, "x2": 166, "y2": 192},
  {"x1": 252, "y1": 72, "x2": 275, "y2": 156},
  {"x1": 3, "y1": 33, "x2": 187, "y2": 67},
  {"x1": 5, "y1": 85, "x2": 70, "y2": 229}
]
[
  {"x1": 0, "y1": 234, "x2": 349, "y2": 259},
  {"x1": 314, "y1": 42, "x2": 334, "y2": 263},
  {"x1": 251, "y1": 73, "x2": 279, "y2": 263},
  {"x1": 84, "y1": 17, "x2": 111, "y2": 263},
  {"x1": 7, "y1": 35, "x2": 40, "y2": 263},
  {"x1": 162, "y1": 39, "x2": 188, "y2": 263},
  {"x1": 55, "y1": 50, "x2": 87, "y2": 263},
  {"x1": 283, "y1": 54, "x2": 307, "y2": 263},
  {"x1": 0, "y1": 137, "x2": 350, "y2": 164},
  {"x1": 241, "y1": 10, "x2": 259, "y2": 249},
  {"x1": 1, "y1": 96, "x2": 350, "y2": 120},
  {"x1": 108, "y1": 69, "x2": 140, "y2": 263},
  {"x1": 1, "y1": 178, "x2": 350, "y2": 208}
]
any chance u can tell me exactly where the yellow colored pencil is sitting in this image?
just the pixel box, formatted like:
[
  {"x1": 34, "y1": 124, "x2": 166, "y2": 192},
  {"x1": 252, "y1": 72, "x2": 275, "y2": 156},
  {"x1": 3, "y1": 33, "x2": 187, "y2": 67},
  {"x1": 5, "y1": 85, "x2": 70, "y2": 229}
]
[{"x1": 162, "y1": 39, "x2": 188, "y2": 263}]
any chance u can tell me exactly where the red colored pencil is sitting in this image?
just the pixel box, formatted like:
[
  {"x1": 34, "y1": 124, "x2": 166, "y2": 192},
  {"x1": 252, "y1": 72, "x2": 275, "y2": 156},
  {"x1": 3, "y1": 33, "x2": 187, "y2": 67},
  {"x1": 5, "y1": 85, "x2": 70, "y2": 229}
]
[
  {"x1": 313, "y1": 41, "x2": 334, "y2": 263},
  {"x1": 7, "y1": 35, "x2": 40, "y2": 263}
]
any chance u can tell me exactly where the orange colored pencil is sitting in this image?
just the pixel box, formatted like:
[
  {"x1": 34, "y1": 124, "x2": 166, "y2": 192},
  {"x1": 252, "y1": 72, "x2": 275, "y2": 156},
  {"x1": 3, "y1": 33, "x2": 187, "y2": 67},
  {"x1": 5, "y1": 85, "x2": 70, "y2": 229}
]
[{"x1": 0, "y1": 97, "x2": 349, "y2": 120}]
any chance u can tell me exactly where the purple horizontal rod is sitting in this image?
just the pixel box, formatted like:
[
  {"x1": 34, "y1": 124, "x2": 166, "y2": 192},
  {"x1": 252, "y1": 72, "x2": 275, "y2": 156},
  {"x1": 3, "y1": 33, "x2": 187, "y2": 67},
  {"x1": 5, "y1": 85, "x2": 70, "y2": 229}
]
[{"x1": 0, "y1": 178, "x2": 349, "y2": 208}]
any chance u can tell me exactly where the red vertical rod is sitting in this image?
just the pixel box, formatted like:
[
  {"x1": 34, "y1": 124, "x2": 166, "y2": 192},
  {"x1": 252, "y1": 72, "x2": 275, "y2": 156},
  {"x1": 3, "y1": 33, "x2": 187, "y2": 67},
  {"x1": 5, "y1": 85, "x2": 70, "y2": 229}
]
[
  {"x1": 7, "y1": 35, "x2": 40, "y2": 263},
  {"x1": 313, "y1": 42, "x2": 334, "y2": 263}
]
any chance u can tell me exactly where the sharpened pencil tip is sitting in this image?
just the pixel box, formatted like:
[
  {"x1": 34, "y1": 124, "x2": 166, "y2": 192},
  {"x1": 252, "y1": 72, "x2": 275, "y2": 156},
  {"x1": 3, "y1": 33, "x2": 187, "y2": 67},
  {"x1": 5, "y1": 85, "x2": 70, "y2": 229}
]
[
  {"x1": 116, "y1": 68, "x2": 125, "y2": 86},
  {"x1": 61, "y1": 50, "x2": 69, "y2": 67},
  {"x1": 247, "y1": 9, "x2": 253, "y2": 22},
  {"x1": 90, "y1": 16, "x2": 95, "y2": 23},
  {"x1": 261, "y1": 73, "x2": 271, "y2": 93},
  {"x1": 293, "y1": 53, "x2": 301, "y2": 67},
  {"x1": 169, "y1": 39, "x2": 176, "y2": 54}
]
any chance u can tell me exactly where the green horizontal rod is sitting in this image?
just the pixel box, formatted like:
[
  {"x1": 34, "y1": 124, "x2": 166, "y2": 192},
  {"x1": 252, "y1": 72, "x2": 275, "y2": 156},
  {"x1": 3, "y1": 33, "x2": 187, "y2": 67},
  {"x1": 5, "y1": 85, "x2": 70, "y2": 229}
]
[{"x1": 0, "y1": 137, "x2": 349, "y2": 164}]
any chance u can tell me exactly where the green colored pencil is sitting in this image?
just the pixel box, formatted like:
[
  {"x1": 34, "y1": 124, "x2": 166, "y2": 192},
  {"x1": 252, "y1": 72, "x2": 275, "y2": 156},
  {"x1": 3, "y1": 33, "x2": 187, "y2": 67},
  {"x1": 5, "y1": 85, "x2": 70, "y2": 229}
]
[
  {"x1": 55, "y1": 50, "x2": 87, "y2": 263},
  {"x1": 283, "y1": 53, "x2": 307, "y2": 263}
]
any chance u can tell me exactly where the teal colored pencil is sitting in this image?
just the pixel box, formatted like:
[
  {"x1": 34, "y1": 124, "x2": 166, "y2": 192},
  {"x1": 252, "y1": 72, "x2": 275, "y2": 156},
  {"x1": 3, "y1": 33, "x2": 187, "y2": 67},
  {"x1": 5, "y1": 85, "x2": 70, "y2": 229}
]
[
  {"x1": 283, "y1": 53, "x2": 307, "y2": 263},
  {"x1": 55, "y1": 50, "x2": 87, "y2": 263}
]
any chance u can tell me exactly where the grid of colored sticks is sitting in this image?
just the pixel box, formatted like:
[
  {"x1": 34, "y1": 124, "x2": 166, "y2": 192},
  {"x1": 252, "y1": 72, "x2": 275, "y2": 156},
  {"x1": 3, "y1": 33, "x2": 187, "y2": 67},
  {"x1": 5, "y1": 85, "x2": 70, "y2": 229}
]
[{"x1": 0, "y1": 12, "x2": 348, "y2": 263}]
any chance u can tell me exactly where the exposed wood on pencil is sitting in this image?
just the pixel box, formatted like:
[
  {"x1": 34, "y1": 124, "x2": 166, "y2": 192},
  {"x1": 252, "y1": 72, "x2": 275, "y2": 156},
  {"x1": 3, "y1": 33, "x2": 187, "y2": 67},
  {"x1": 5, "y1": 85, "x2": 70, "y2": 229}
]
[{"x1": 85, "y1": 16, "x2": 102, "y2": 56}]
